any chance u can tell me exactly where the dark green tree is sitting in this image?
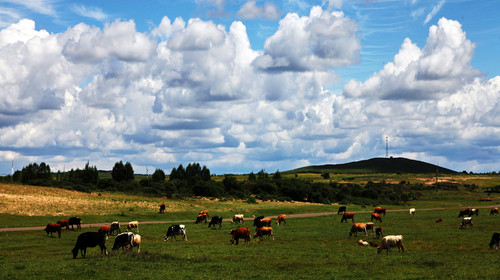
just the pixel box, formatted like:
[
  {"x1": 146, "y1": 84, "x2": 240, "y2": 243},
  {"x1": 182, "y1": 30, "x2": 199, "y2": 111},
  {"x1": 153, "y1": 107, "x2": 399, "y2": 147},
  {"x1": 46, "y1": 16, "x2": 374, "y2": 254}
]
[
  {"x1": 112, "y1": 161, "x2": 134, "y2": 182},
  {"x1": 152, "y1": 168, "x2": 166, "y2": 182}
]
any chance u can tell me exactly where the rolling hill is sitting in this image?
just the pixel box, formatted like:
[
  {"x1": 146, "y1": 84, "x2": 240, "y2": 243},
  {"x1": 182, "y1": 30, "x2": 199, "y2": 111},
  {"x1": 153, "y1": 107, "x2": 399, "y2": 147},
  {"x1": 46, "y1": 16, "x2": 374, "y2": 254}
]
[{"x1": 289, "y1": 157, "x2": 457, "y2": 174}]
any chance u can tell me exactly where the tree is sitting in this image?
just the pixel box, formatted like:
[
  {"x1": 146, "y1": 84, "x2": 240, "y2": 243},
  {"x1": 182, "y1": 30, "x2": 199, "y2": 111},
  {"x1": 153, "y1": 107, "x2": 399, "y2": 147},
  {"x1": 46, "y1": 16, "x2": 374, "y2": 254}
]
[
  {"x1": 248, "y1": 172, "x2": 256, "y2": 181},
  {"x1": 112, "y1": 161, "x2": 134, "y2": 182},
  {"x1": 152, "y1": 168, "x2": 166, "y2": 182},
  {"x1": 273, "y1": 170, "x2": 282, "y2": 180},
  {"x1": 21, "y1": 162, "x2": 51, "y2": 183}
]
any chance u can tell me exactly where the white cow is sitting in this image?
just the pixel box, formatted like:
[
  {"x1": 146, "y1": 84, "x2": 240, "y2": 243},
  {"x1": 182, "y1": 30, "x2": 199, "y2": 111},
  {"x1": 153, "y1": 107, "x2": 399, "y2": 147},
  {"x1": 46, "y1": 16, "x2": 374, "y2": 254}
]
[
  {"x1": 409, "y1": 208, "x2": 415, "y2": 215},
  {"x1": 377, "y1": 235, "x2": 404, "y2": 255},
  {"x1": 231, "y1": 214, "x2": 244, "y2": 224},
  {"x1": 127, "y1": 221, "x2": 139, "y2": 232},
  {"x1": 131, "y1": 234, "x2": 141, "y2": 253}
]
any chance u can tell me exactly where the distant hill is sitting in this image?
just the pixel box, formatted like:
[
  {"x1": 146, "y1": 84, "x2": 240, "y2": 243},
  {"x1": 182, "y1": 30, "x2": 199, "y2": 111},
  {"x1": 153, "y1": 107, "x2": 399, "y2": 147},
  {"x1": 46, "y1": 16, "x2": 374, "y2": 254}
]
[{"x1": 289, "y1": 157, "x2": 457, "y2": 174}]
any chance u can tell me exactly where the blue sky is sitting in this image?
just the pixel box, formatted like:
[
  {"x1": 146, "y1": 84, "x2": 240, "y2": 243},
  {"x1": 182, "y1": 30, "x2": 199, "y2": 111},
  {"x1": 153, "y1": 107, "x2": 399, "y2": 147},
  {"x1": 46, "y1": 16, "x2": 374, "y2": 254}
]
[{"x1": 0, "y1": 0, "x2": 499, "y2": 175}]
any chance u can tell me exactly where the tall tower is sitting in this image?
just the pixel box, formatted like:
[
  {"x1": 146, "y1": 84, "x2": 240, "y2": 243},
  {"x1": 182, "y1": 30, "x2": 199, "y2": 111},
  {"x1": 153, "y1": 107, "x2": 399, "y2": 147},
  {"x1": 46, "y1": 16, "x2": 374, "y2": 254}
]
[{"x1": 385, "y1": 137, "x2": 388, "y2": 158}]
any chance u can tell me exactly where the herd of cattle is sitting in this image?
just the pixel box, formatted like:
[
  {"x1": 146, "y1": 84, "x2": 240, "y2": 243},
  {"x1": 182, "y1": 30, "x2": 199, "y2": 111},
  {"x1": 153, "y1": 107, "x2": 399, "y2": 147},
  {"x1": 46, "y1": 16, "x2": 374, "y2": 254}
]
[{"x1": 42, "y1": 206, "x2": 499, "y2": 258}]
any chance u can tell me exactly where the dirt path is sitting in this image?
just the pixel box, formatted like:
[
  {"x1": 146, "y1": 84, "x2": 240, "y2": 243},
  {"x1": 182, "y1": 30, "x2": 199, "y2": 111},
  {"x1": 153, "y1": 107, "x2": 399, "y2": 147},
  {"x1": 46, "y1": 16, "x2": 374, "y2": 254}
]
[{"x1": 2, "y1": 204, "x2": 498, "y2": 233}]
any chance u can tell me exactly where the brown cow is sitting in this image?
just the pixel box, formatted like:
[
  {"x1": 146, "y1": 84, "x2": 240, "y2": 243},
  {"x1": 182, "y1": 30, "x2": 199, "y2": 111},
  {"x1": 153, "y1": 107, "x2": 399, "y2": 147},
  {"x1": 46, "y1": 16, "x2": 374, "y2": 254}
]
[
  {"x1": 98, "y1": 225, "x2": 111, "y2": 239},
  {"x1": 229, "y1": 228, "x2": 251, "y2": 245},
  {"x1": 57, "y1": 220, "x2": 69, "y2": 232},
  {"x1": 349, "y1": 223, "x2": 368, "y2": 237},
  {"x1": 458, "y1": 208, "x2": 471, "y2": 217},
  {"x1": 341, "y1": 212, "x2": 355, "y2": 223},
  {"x1": 371, "y1": 213, "x2": 383, "y2": 223},
  {"x1": 255, "y1": 217, "x2": 272, "y2": 228},
  {"x1": 44, "y1": 223, "x2": 61, "y2": 238},
  {"x1": 276, "y1": 214, "x2": 287, "y2": 226},
  {"x1": 254, "y1": 227, "x2": 274, "y2": 240},
  {"x1": 374, "y1": 207, "x2": 386, "y2": 216},
  {"x1": 195, "y1": 214, "x2": 208, "y2": 224},
  {"x1": 375, "y1": 226, "x2": 383, "y2": 239},
  {"x1": 159, "y1": 203, "x2": 166, "y2": 214},
  {"x1": 435, "y1": 218, "x2": 442, "y2": 223},
  {"x1": 491, "y1": 208, "x2": 499, "y2": 216},
  {"x1": 199, "y1": 210, "x2": 209, "y2": 218}
]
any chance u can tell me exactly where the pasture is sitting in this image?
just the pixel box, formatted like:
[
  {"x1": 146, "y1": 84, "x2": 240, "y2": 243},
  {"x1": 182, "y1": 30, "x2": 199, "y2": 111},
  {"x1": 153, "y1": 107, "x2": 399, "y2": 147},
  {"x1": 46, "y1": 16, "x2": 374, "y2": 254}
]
[{"x1": 1, "y1": 183, "x2": 499, "y2": 279}]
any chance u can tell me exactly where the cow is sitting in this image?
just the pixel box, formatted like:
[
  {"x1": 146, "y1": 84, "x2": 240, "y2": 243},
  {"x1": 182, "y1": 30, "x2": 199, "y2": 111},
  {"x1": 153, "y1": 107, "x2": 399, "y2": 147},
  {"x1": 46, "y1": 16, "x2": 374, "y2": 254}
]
[
  {"x1": 126, "y1": 221, "x2": 139, "y2": 232},
  {"x1": 458, "y1": 208, "x2": 471, "y2": 217},
  {"x1": 229, "y1": 227, "x2": 251, "y2": 245},
  {"x1": 491, "y1": 208, "x2": 499, "y2": 216},
  {"x1": 276, "y1": 214, "x2": 287, "y2": 226},
  {"x1": 254, "y1": 217, "x2": 272, "y2": 228},
  {"x1": 409, "y1": 208, "x2": 415, "y2": 215},
  {"x1": 195, "y1": 214, "x2": 208, "y2": 224},
  {"x1": 365, "y1": 222, "x2": 375, "y2": 234},
  {"x1": 253, "y1": 216, "x2": 265, "y2": 227},
  {"x1": 435, "y1": 218, "x2": 442, "y2": 223},
  {"x1": 113, "y1": 232, "x2": 135, "y2": 251},
  {"x1": 460, "y1": 217, "x2": 473, "y2": 229},
  {"x1": 44, "y1": 223, "x2": 61, "y2": 238},
  {"x1": 208, "y1": 216, "x2": 223, "y2": 229},
  {"x1": 338, "y1": 206, "x2": 347, "y2": 215},
  {"x1": 199, "y1": 210, "x2": 209, "y2": 218},
  {"x1": 374, "y1": 207, "x2": 386, "y2": 216},
  {"x1": 358, "y1": 240, "x2": 369, "y2": 246},
  {"x1": 98, "y1": 225, "x2": 111, "y2": 239},
  {"x1": 110, "y1": 221, "x2": 121, "y2": 235},
  {"x1": 131, "y1": 234, "x2": 141, "y2": 253},
  {"x1": 371, "y1": 213, "x2": 382, "y2": 223},
  {"x1": 470, "y1": 209, "x2": 479, "y2": 216},
  {"x1": 159, "y1": 203, "x2": 166, "y2": 214},
  {"x1": 68, "y1": 217, "x2": 81, "y2": 231},
  {"x1": 56, "y1": 220, "x2": 69, "y2": 232},
  {"x1": 375, "y1": 226, "x2": 383, "y2": 239},
  {"x1": 72, "y1": 232, "x2": 108, "y2": 259},
  {"x1": 369, "y1": 241, "x2": 379, "y2": 248},
  {"x1": 254, "y1": 227, "x2": 274, "y2": 241},
  {"x1": 164, "y1": 225, "x2": 187, "y2": 241},
  {"x1": 377, "y1": 235, "x2": 404, "y2": 255},
  {"x1": 341, "y1": 212, "x2": 355, "y2": 223},
  {"x1": 349, "y1": 223, "x2": 368, "y2": 237},
  {"x1": 231, "y1": 214, "x2": 244, "y2": 224},
  {"x1": 489, "y1": 232, "x2": 500, "y2": 250}
]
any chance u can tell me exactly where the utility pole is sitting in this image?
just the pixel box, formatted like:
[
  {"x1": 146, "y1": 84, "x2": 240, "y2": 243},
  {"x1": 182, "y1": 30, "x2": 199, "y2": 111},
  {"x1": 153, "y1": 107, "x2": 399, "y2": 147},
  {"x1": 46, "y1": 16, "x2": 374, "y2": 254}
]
[{"x1": 386, "y1": 137, "x2": 388, "y2": 158}]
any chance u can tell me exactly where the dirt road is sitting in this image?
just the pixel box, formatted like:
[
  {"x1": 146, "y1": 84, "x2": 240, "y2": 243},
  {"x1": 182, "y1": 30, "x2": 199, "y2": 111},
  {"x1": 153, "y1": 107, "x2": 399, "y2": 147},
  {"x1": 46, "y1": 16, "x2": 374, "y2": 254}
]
[{"x1": 2, "y1": 204, "x2": 498, "y2": 233}]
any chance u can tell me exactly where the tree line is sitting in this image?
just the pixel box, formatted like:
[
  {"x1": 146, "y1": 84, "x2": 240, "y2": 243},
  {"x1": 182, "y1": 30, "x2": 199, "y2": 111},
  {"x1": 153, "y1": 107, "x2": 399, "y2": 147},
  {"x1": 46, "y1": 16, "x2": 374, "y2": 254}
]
[{"x1": 0, "y1": 161, "x2": 432, "y2": 206}]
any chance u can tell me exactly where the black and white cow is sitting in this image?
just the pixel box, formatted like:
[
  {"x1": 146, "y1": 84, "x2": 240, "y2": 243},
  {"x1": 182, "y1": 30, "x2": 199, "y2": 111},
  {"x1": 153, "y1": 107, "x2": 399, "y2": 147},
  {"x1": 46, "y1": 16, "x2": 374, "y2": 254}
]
[
  {"x1": 164, "y1": 225, "x2": 187, "y2": 241},
  {"x1": 460, "y1": 217, "x2": 473, "y2": 229},
  {"x1": 208, "y1": 216, "x2": 223, "y2": 229},
  {"x1": 112, "y1": 232, "x2": 134, "y2": 251},
  {"x1": 489, "y1": 232, "x2": 500, "y2": 250}
]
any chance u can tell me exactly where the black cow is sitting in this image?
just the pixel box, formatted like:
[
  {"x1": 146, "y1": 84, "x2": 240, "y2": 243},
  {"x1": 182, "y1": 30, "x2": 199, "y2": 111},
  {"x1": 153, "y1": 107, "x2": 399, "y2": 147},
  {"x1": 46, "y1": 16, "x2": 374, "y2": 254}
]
[
  {"x1": 253, "y1": 216, "x2": 265, "y2": 227},
  {"x1": 164, "y1": 225, "x2": 187, "y2": 241},
  {"x1": 68, "y1": 217, "x2": 81, "y2": 231},
  {"x1": 208, "y1": 216, "x2": 223, "y2": 229},
  {"x1": 338, "y1": 206, "x2": 347, "y2": 215},
  {"x1": 159, "y1": 203, "x2": 166, "y2": 214},
  {"x1": 113, "y1": 232, "x2": 134, "y2": 251},
  {"x1": 490, "y1": 232, "x2": 500, "y2": 250},
  {"x1": 72, "y1": 232, "x2": 108, "y2": 258}
]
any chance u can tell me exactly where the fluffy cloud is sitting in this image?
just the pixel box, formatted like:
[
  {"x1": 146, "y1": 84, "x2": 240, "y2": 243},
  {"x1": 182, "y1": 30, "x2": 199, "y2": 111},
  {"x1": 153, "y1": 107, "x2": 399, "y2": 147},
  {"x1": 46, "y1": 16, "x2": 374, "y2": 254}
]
[
  {"x1": 236, "y1": 1, "x2": 281, "y2": 20},
  {"x1": 253, "y1": 6, "x2": 360, "y2": 72},
  {"x1": 344, "y1": 18, "x2": 479, "y2": 100}
]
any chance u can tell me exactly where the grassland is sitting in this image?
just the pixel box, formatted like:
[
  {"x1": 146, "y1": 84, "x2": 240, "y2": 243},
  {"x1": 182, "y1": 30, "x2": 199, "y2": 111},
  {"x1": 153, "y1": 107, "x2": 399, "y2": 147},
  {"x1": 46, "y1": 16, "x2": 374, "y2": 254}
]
[{"x1": 1, "y1": 181, "x2": 499, "y2": 279}]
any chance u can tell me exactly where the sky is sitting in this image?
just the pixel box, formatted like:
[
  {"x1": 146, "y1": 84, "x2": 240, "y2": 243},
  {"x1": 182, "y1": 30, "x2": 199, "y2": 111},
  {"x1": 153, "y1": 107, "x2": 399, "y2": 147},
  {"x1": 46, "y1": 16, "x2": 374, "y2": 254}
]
[{"x1": 0, "y1": 0, "x2": 499, "y2": 175}]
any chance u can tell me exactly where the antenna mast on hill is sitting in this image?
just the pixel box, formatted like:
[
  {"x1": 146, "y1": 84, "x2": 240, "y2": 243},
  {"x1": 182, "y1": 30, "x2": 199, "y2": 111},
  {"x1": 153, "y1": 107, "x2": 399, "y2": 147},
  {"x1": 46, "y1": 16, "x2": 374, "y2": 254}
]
[{"x1": 385, "y1": 137, "x2": 389, "y2": 158}]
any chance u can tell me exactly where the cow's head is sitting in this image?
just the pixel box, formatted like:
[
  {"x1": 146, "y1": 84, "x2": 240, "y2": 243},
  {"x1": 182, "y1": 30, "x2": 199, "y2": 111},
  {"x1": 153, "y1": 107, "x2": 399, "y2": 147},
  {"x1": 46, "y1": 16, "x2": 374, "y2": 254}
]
[{"x1": 72, "y1": 247, "x2": 78, "y2": 259}]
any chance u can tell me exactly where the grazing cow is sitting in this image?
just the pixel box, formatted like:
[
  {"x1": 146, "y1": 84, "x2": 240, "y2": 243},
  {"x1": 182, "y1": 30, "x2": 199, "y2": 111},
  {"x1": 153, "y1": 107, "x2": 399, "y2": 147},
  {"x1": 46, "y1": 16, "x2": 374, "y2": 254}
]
[
  {"x1": 341, "y1": 212, "x2": 355, "y2": 223},
  {"x1": 253, "y1": 216, "x2": 265, "y2": 227},
  {"x1": 159, "y1": 203, "x2": 166, "y2": 214},
  {"x1": 374, "y1": 207, "x2": 386, "y2": 216},
  {"x1": 110, "y1": 221, "x2": 121, "y2": 235},
  {"x1": 489, "y1": 232, "x2": 500, "y2": 250},
  {"x1": 199, "y1": 210, "x2": 209, "y2": 218},
  {"x1": 490, "y1": 208, "x2": 499, "y2": 216},
  {"x1": 57, "y1": 220, "x2": 69, "y2": 232},
  {"x1": 98, "y1": 225, "x2": 111, "y2": 239},
  {"x1": 349, "y1": 223, "x2": 368, "y2": 237},
  {"x1": 338, "y1": 206, "x2": 347, "y2": 215},
  {"x1": 113, "y1": 232, "x2": 135, "y2": 251},
  {"x1": 255, "y1": 217, "x2": 272, "y2": 228},
  {"x1": 254, "y1": 227, "x2": 274, "y2": 241},
  {"x1": 164, "y1": 225, "x2": 187, "y2": 241},
  {"x1": 377, "y1": 235, "x2": 404, "y2": 255},
  {"x1": 276, "y1": 214, "x2": 287, "y2": 226},
  {"x1": 470, "y1": 209, "x2": 479, "y2": 216},
  {"x1": 208, "y1": 216, "x2": 223, "y2": 229},
  {"x1": 196, "y1": 214, "x2": 208, "y2": 224},
  {"x1": 358, "y1": 240, "x2": 369, "y2": 246},
  {"x1": 435, "y1": 218, "x2": 442, "y2": 223},
  {"x1": 131, "y1": 234, "x2": 141, "y2": 253},
  {"x1": 229, "y1": 227, "x2": 251, "y2": 245},
  {"x1": 68, "y1": 217, "x2": 81, "y2": 231},
  {"x1": 231, "y1": 214, "x2": 244, "y2": 224},
  {"x1": 375, "y1": 226, "x2": 383, "y2": 239},
  {"x1": 371, "y1": 213, "x2": 383, "y2": 223},
  {"x1": 44, "y1": 223, "x2": 61, "y2": 238},
  {"x1": 369, "y1": 241, "x2": 379, "y2": 248},
  {"x1": 72, "y1": 232, "x2": 108, "y2": 258},
  {"x1": 458, "y1": 208, "x2": 471, "y2": 217},
  {"x1": 365, "y1": 222, "x2": 375, "y2": 234},
  {"x1": 126, "y1": 221, "x2": 139, "y2": 232},
  {"x1": 409, "y1": 208, "x2": 415, "y2": 215},
  {"x1": 460, "y1": 217, "x2": 473, "y2": 229}
]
